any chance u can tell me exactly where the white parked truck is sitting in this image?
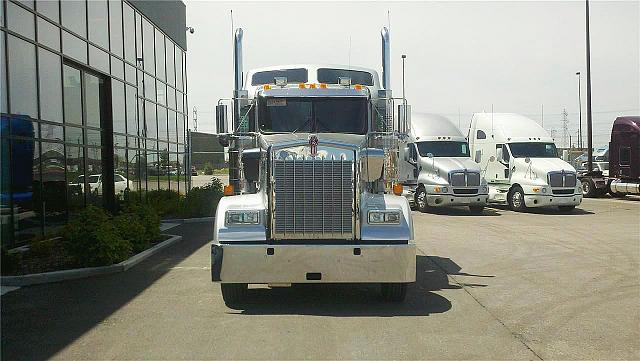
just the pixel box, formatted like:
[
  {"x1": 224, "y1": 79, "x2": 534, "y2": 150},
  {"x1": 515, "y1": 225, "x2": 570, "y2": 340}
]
[
  {"x1": 468, "y1": 113, "x2": 583, "y2": 212},
  {"x1": 400, "y1": 114, "x2": 488, "y2": 213},
  {"x1": 211, "y1": 27, "x2": 415, "y2": 305}
]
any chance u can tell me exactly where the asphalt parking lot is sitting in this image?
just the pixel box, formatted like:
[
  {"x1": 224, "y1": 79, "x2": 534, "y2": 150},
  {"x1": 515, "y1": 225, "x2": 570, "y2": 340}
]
[{"x1": 2, "y1": 197, "x2": 639, "y2": 360}]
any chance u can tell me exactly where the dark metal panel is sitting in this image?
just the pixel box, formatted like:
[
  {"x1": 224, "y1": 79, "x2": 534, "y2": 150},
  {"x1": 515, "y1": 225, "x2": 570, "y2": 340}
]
[{"x1": 127, "y1": 0, "x2": 186, "y2": 51}]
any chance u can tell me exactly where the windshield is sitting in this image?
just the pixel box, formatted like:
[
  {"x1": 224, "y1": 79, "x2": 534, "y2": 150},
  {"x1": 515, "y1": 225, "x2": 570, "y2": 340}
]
[
  {"x1": 416, "y1": 141, "x2": 470, "y2": 157},
  {"x1": 87, "y1": 175, "x2": 100, "y2": 183},
  {"x1": 258, "y1": 97, "x2": 368, "y2": 134},
  {"x1": 508, "y1": 142, "x2": 558, "y2": 158}
]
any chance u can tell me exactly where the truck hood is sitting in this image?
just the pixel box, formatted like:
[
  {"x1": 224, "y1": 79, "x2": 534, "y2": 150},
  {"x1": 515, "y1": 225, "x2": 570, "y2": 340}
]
[
  {"x1": 513, "y1": 157, "x2": 576, "y2": 180},
  {"x1": 261, "y1": 133, "x2": 366, "y2": 149},
  {"x1": 427, "y1": 157, "x2": 481, "y2": 174}
]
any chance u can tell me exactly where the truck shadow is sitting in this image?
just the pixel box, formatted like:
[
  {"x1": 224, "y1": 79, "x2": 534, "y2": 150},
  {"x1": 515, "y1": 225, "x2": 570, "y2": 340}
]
[
  {"x1": 413, "y1": 207, "x2": 501, "y2": 217},
  {"x1": 233, "y1": 255, "x2": 483, "y2": 317},
  {"x1": 487, "y1": 204, "x2": 595, "y2": 215}
]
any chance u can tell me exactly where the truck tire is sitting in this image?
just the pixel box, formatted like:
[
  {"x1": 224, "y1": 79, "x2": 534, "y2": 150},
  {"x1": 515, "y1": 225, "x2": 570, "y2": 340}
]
[
  {"x1": 558, "y1": 205, "x2": 575, "y2": 213},
  {"x1": 381, "y1": 283, "x2": 408, "y2": 302},
  {"x1": 221, "y1": 283, "x2": 247, "y2": 306},
  {"x1": 581, "y1": 178, "x2": 596, "y2": 197},
  {"x1": 508, "y1": 186, "x2": 527, "y2": 212},
  {"x1": 414, "y1": 186, "x2": 429, "y2": 213},
  {"x1": 469, "y1": 205, "x2": 485, "y2": 214}
]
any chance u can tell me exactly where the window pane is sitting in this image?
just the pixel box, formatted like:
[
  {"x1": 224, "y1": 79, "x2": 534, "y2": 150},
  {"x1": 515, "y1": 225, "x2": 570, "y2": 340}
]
[
  {"x1": 112, "y1": 80, "x2": 125, "y2": 133},
  {"x1": 66, "y1": 144, "x2": 85, "y2": 213},
  {"x1": 11, "y1": 116, "x2": 38, "y2": 138},
  {"x1": 168, "y1": 110, "x2": 176, "y2": 143},
  {"x1": 1, "y1": 32, "x2": 7, "y2": 114},
  {"x1": 158, "y1": 143, "x2": 169, "y2": 190},
  {"x1": 122, "y1": 2, "x2": 135, "y2": 63},
  {"x1": 157, "y1": 106, "x2": 167, "y2": 142},
  {"x1": 135, "y1": 12, "x2": 142, "y2": 62},
  {"x1": 176, "y1": 91, "x2": 183, "y2": 113},
  {"x1": 176, "y1": 48, "x2": 183, "y2": 91},
  {"x1": 40, "y1": 123, "x2": 63, "y2": 141},
  {"x1": 111, "y1": 56, "x2": 124, "y2": 79},
  {"x1": 170, "y1": 152, "x2": 178, "y2": 192},
  {"x1": 126, "y1": 84, "x2": 137, "y2": 135},
  {"x1": 142, "y1": 18, "x2": 154, "y2": 75},
  {"x1": 37, "y1": 17, "x2": 60, "y2": 50},
  {"x1": 8, "y1": 35, "x2": 38, "y2": 118},
  {"x1": 62, "y1": 31, "x2": 87, "y2": 64},
  {"x1": 86, "y1": 129, "x2": 101, "y2": 147},
  {"x1": 12, "y1": 139, "x2": 41, "y2": 242},
  {"x1": 108, "y1": 0, "x2": 123, "y2": 56},
  {"x1": 37, "y1": 0, "x2": 59, "y2": 22},
  {"x1": 86, "y1": 146, "x2": 102, "y2": 206},
  {"x1": 114, "y1": 147, "x2": 128, "y2": 199},
  {"x1": 38, "y1": 48, "x2": 63, "y2": 123},
  {"x1": 165, "y1": 39, "x2": 175, "y2": 86},
  {"x1": 61, "y1": 0, "x2": 86, "y2": 37},
  {"x1": 65, "y1": 125, "x2": 83, "y2": 144},
  {"x1": 145, "y1": 100, "x2": 156, "y2": 140},
  {"x1": 63, "y1": 65, "x2": 82, "y2": 125},
  {"x1": 7, "y1": 1, "x2": 35, "y2": 41},
  {"x1": 167, "y1": 86, "x2": 175, "y2": 110},
  {"x1": 177, "y1": 113, "x2": 184, "y2": 144},
  {"x1": 157, "y1": 80, "x2": 166, "y2": 105},
  {"x1": 155, "y1": 29, "x2": 165, "y2": 80},
  {"x1": 125, "y1": 63, "x2": 136, "y2": 84},
  {"x1": 88, "y1": 0, "x2": 108, "y2": 49},
  {"x1": 144, "y1": 73, "x2": 155, "y2": 100},
  {"x1": 89, "y1": 45, "x2": 109, "y2": 73},
  {"x1": 41, "y1": 141, "x2": 66, "y2": 233},
  {"x1": 146, "y1": 150, "x2": 158, "y2": 191},
  {"x1": 85, "y1": 73, "x2": 104, "y2": 128}
]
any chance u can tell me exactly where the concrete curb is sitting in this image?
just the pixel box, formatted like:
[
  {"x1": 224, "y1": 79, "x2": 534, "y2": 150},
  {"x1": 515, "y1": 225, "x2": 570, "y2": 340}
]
[
  {"x1": 162, "y1": 216, "x2": 215, "y2": 223},
  {"x1": 1, "y1": 234, "x2": 182, "y2": 287}
]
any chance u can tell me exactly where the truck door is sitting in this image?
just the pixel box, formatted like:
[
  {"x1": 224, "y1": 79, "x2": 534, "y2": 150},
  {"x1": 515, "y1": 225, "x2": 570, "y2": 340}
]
[
  {"x1": 400, "y1": 143, "x2": 419, "y2": 184},
  {"x1": 495, "y1": 144, "x2": 510, "y2": 180}
]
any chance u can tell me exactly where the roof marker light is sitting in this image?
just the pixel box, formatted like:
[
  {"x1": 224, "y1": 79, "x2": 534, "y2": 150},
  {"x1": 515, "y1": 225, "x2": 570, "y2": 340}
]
[
  {"x1": 319, "y1": 83, "x2": 328, "y2": 89},
  {"x1": 309, "y1": 83, "x2": 317, "y2": 89},
  {"x1": 298, "y1": 83, "x2": 306, "y2": 89},
  {"x1": 263, "y1": 84, "x2": 271, "y2": 90},
  {"x1": 354, "y1": 84, "x2": 363, "y2": 90}
]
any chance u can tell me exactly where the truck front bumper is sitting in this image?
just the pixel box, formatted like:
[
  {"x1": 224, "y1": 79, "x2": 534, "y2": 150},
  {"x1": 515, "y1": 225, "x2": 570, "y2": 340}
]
[
  {"x1": 523, "y1": 193, "x2": 583, "y2": 207},
  {"x1": 425, "y1": 194, "x2": 489, "y2": 207},
  {"x1": 211, "y1": 243, "x2": 416, "y2": 284}
]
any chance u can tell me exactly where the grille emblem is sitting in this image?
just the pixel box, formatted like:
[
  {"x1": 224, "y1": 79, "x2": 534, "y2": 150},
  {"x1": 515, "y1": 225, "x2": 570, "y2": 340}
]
[{"x1": 309, "y1": 135, "x2": 319, "y2": 156}]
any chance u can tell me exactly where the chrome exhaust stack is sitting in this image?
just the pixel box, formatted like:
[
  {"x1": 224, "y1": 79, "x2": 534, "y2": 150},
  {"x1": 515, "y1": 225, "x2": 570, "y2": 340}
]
[
  {"x1": 234, "y1": 28, "x2": 244, "y2": 92},
  {"x1": 381, "y1": 27, "x2": 391, "y2": 92}
]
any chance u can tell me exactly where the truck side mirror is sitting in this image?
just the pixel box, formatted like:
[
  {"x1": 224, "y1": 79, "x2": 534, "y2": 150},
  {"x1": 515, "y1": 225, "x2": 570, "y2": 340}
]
[
  {"x1": 216, "y1": 104, "x2": 228, "y2": 134},
  {"x1": 496, "y1": 147, "x2": 503, "y2": 163},
  {"x1": 474, "y1": 150, "x2": 481, "y2": 163}
]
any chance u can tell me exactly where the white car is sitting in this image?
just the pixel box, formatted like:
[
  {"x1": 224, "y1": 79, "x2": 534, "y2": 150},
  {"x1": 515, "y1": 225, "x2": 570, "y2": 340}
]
[{"x1": 70, "y1": 174, "x2": 132, "y2": 197}]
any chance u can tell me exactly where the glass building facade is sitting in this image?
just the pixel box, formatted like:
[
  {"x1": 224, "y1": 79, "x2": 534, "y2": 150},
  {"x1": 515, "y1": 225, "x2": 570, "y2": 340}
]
[{"x1": 1, "y1": 0, "x2": 188, "y2": 247}]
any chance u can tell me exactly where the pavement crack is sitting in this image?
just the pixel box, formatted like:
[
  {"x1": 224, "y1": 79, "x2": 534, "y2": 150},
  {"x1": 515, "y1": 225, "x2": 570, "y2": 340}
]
[{"x1": 417, "y1": 246, "x2": 544, "y2": 361}]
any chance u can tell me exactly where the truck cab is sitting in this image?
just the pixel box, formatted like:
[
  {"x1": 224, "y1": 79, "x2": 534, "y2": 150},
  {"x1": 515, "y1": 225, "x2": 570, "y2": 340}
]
[
  {"x1": 468, "y1": 113, "x2": 582, "y2": 212},
  {"x1": 401, "y1": 113, "x2": 488, "y2": 213},
  {"x1": 211, "y1": 28, "x2": 415, "y2": 305}
]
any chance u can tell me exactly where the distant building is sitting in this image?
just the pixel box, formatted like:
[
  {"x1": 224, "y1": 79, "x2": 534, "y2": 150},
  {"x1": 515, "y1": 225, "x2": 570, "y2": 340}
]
[
  {"x1": 1, "y1": 0, "x2": 188, "y2": 247},
  {"x1": 190, "y1": 132, "x2": 226, "y2": 170}
]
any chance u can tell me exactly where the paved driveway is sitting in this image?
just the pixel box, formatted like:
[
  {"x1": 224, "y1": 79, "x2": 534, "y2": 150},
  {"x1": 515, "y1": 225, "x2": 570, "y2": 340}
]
[{"x1": 1, "y1": 197, "x2": 638, "y2": 360}]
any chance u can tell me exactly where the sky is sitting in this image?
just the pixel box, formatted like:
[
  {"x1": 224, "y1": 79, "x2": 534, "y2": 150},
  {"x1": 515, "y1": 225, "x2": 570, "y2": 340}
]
[{"x1": 185, "y1": 0, "x2": 640, "y2": 147}]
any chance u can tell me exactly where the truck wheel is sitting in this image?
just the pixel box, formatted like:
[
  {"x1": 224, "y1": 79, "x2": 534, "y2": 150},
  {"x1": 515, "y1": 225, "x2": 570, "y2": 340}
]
[
  {"x1": 414, "y1": 186, "x2": 429, "y2": 212},
  {"x1": 221, "y1": 283, "x2": 247, "y2": 306},
  {"x1": 508, "y1": 186, "x2": 527, "y2": 212},
  {"x1": 381, "y1": 283, "x2": 408, "y2": 302},
  {"x1": 469, "y1": 205, "x2": 485, "y2": 214},
  {"x1": 558, "y1": 205, "x2": 575, "y2": 213},
  {"x1": 581, "y1": 178, "x2": 596, "y2": 197}
]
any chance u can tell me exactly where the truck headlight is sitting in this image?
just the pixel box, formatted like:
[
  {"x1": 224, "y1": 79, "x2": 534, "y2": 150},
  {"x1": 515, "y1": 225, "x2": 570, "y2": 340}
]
[
  {"x1": 225, "y1": 210, "x2": 260, "y2": 225},
  {"x1": 481, "y1": 185, "x2": 488, "y2": 193},
  {"x1": 368, "y1": 210, "x2": 401, "y2": 224},
  {"x1": 441, "y1": 186, "x2": 448, "y2": 193}
]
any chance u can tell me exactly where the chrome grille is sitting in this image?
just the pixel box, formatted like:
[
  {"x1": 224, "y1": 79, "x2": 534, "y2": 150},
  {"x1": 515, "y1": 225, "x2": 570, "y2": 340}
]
[
  {"x1": 450, "y1": 171, "x2": 481, "y2": 187},
  {"x1": 273, "y1": 156, "x2": 354, "y2": 239},
  {"x1": 548, "y1": 172, "x2": 577, "y2": 188}
]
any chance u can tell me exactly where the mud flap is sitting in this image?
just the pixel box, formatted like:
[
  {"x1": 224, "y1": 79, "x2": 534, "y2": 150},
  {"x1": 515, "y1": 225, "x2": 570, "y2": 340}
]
[{"x1": 211, "y1": 244, "x2": 223, "y2": 281}]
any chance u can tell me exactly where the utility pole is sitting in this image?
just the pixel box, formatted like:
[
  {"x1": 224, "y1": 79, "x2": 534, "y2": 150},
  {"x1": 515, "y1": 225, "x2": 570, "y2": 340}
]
[
  {"x1": 561, "y1": 108, "x2": 569, "y2": 148},
  {"x1": 576, "y1": 71, "x2": 583, "y2": 148},
  {"x1": 585, "y1": 0, "x2": 593, "y2": 173}
]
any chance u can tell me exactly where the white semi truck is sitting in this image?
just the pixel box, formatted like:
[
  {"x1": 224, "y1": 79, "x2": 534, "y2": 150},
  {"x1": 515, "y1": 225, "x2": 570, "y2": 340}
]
[
  {"x1": 211, "y1": 27, "x2": 416, "y2": 305},
  {"x1": 468, "y1": 113, "x2": 583, "y2": 212},
  {"x1": 400, "y1": 114, "x2": 488, "y2": 213}
]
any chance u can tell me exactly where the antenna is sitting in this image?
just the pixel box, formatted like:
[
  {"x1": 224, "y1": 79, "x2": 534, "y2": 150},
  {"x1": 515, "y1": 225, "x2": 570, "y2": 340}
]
[{"x1": 387, "y1": 10, "x2": 391, "y2": 30}]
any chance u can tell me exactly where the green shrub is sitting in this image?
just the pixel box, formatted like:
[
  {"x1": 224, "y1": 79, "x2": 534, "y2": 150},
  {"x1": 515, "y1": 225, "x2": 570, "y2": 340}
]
[
  {"x1": 182, "y1": 178, "x2": 224, "y2": 217},
  {"x1": 114, "y1": 214, "x2": 148, "y2": 253},
  {"x1": 146, "y1": 189, "x2": 182, "y2": 216},
  {"x1": 203, "y1": 162, "x2": 213, "y2": 175},
  {"x1": 63, "y1": 206, "x2": 132, "y2": 267},
  {"x1": 125, "y1": 203, "x2": 161, "y2": 243},
  {"x1": 1, "y1": 248, "x2": 21, "y2": 274}
]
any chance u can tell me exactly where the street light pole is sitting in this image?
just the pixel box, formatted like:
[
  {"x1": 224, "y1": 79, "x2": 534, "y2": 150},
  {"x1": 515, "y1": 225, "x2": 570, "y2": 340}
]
[
  {"x1": 576, "y1": 71, "x2": 583, "y2": 149},
  {"x1": 585, "y1": 0, "x2": 593, "y2": 173}
]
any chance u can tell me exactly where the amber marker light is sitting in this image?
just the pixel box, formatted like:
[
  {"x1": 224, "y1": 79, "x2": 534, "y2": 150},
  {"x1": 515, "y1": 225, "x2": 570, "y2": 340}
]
[
  {"x1": 393, "y1": 183, "x2": 403, "y2": 196},
  {"x1": 298, "y1": 83, "x2": 306, "y2": 89},
  {"x1": 354, "y1": 84, "x2": 363, "y2": 90},
  {"x1": 319, "y1": 83, "x2": 328, "y2": 89},
  {"x1": 223, "y1": 184, "x2": 234, "y2": 196},
  {"x1": 263, "y1": 84, "x2": 271, "y2": 90}
]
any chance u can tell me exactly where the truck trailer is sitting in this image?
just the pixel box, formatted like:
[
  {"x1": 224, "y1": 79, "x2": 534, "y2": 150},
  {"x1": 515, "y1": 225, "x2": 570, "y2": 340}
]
[
  {"x1": 400, "y1": 113, "x2": 488, "y2": 213},
  {"x1": 468, "y1": 113, "x2": 583, "y2": 212},
  {"x1": 211, "y1": 27, "x2": 416, "y2": 305}
]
